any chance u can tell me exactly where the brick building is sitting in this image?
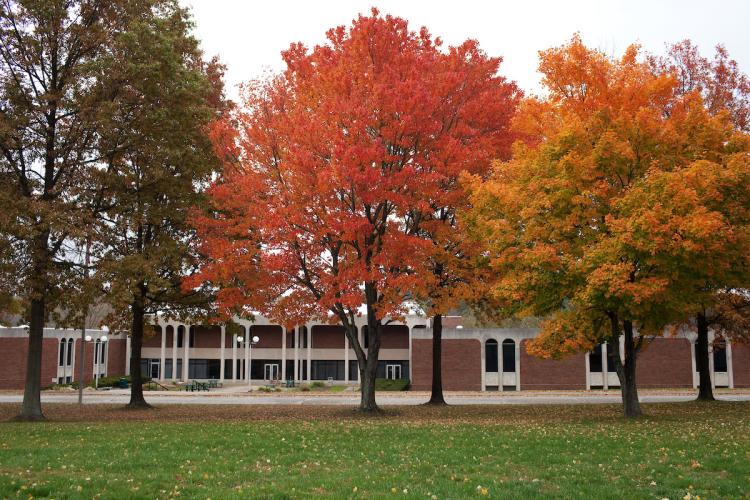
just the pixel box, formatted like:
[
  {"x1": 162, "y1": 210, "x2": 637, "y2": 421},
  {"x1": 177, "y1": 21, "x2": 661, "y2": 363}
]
[{"x1": 0, "y1": 314, "x2": 747, "y2": 391}]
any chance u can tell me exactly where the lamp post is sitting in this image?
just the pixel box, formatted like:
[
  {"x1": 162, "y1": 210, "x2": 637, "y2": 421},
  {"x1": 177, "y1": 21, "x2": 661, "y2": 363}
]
[
  {"x1": 78, "y1": 331, "x2": 108, "y2": 403},
  {"x1": 237, "y1": 334, "x2": 260, "y2": 390},
  {"x1": 93, "y1": 334, "x2": 108, "y2": 390}
]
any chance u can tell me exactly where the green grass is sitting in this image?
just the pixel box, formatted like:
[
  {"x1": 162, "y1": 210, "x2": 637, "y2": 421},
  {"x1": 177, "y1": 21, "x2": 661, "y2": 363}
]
[{"x1": 0, "y1": 402, "x2": 748, "y2": 498}]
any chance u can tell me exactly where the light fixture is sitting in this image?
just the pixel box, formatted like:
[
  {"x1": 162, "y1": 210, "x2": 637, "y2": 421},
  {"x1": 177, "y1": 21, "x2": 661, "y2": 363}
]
[
  {"x1": 237, "y1": 336, "x2": 245, "y2": 343},
  {"x1": 100, "y1": 335, "x2": 108, "y2": 342},
  {"x1": 85, "y1": 335, "x2": 92, "y2": 341},
  {"x1": 252, "y1": 335, "x2": 260, "y2": 344}
]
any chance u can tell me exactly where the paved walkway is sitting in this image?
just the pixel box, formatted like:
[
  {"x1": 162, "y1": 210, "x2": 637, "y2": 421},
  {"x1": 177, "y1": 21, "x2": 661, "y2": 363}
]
[{"x1": 1, "y1": 390, "x2": 748, "y2": 406}]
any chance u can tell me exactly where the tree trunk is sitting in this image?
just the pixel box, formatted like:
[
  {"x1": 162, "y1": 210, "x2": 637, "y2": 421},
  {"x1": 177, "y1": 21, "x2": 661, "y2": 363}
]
[
  {"x1": 17, "y1": 297, "x2": 46, "y2": 421},
  {"x1": 609, "y1": 316, "x2": 642, "y2": 418},
  {"x1": 695, "y1": 313, "x2": 715, "y2": 401},
  {"x1": 358, "y1": 288, "x2": 382, "y2": 413},
  {"x1": 359, "y1": 353, "x2": 379, "y2": 412},
  {"x1": 426, "y1": 314, "x2": 447, "y2": 405},
  {"x1": 127, "y1": 296, "x2": 151, "y2": 409}
]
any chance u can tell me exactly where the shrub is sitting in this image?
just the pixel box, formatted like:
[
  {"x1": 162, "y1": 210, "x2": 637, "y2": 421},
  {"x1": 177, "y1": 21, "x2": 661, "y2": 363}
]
[
  {"x1": 299, "y1": 385, "x2": 311, "y2": 392},
  {"x1": 310, "y1": 381, "x2": 326, "y2": 389},
  {"x1": 375, "y1": 378, "x2": 410, "y2": 391}
]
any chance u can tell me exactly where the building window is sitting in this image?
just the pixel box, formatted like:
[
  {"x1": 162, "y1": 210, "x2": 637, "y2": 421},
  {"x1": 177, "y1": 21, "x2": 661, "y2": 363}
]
[
  {"x1": 177, "y1": 326, "x2": 184, "y2": 348},
  {"x1": 311, "y1": 360, "x2": 345, "y2": 381},
  {"x1": 485, "y1": 339, "x2": 498, "y2": 372},
  {"x1": 590, "y1": 344, "x2": 603, "y2": 372},
  {"x1": 189, "y1": 326, "x2": 195, "y2": 348},
  {"x1": 502, "y1": 339, "x2": 516, "y2": 373},
  {"x1": 714, "y1": 341, "x2": 728, "y2": 372},
  {"x1": 58, "y1": 339, "x2": 66, "y2": 367},
  {"x1": 67, "y1": 338, "x2": 74, "y2": 366}
]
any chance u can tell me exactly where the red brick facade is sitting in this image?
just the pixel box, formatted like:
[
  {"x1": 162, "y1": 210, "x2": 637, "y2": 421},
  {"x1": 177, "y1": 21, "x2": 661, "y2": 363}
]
[
  {"x1": 636, "y1": 338, "x2": 693, "y2": 388},
  {"x1": 312, "y1": 325, "x2": 344, "y2": 348},
  {"x1": 381, "y1": 325, "x2": 409, "y2": 349},
  {"x1": 411, "y1": 338, "x2": 482, "y2": 391},
  {"x1": 193, "y1": 326, "x2": 221, "y2": 348},
  {"x1": 733, "y1": 343, "x2": 750, "y2": 388},
  {"x1": 520, "y1": 340, "x2": 587, "y2": 390},
  {"x1": 0, "y1": 337, "x2": 59, "y2": 389},
  {"x1": 249, "y1": 325, "x2": 283, "y2": 348}
]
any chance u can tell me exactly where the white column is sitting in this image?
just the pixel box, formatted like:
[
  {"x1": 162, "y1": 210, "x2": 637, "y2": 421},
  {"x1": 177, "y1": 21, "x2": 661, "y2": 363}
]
[
  {"x1": 602, "y1": 343, "x2": 609, "y2": 390},
  {"x1": 690, "y1": 339, "x2": 697, "y2": 388},
  {"x1": 307, "y1": 325, "x2": 312, "y2": 382},
  {"x1": 250, "y1": 338, "x2": 253, "y2": 391},
  {"x1": 281, "y1": 327, "x2": 287, "y2": 381},
  {"x1": 480, "y1": 337, "x2": 486, "y2": 391},
  {"x1": 585, "y1": 351, "x2": 591, "y2": 391},
  {"x1": 344, "y1": 333, "x2": 349, "y2": 383},
  {"x1": 159, "y1": 326, "x2": 166, "y2": 381},
  {"x1": 727, "y1": 341, "x2": 734, "y2": 389},
  {"x1": 125, "y1": 335, "x2": 131, "y2": 376},
  {"x1": 357, "y1": 326, "x2": 364, "y2": 382},
  {"x1": 171, "y1": 325, "x2": 178, "y2": 381},
  {"x1": 244, "y1": 331, "x2": 250, "y2": 383},
  {"x1": 498, "y1": 338, "x2": 504, "y2": 392},
  {"x1": 219, "y1": 325, "x2": 226, "y2": 382},
  {"x1": 232, "y1": 334, "x2": 238, "y2": 381},
  {"x1": 182, "y1": 326, "x2": 190, "y2": 381},
  {"x1": 293, "y1": 327, "x2": 299, "y2": 382},
  {"x1": 515, "y1": 341, "x2": 521, "y2": 391},
  {"x1": 407, "y1": 326, "x2": 412, "y2": 384},
  {"x1": 709, "y1": 341, "x2": 716, "y2": 389}
]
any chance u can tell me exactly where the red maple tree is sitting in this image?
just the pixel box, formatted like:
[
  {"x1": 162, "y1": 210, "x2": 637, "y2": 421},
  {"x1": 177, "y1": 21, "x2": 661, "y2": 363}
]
[{"x1": 188, "y1": 9, "x2": 519, "y2": 410}]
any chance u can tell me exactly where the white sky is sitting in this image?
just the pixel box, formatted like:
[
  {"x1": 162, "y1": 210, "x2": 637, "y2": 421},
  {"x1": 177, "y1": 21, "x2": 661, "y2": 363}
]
[{"x1": 179, "y1": 0, "x2": 750, "y2": 100}]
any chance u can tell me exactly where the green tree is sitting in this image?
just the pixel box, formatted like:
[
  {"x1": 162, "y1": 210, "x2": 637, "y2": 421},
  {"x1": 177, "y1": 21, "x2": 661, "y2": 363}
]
[
  {"x1": 94, "y1": 5, "x2": 226, "y2": 408},
  {"x1": 0, "y1": 0, "x2": 163, "y2": 420}
]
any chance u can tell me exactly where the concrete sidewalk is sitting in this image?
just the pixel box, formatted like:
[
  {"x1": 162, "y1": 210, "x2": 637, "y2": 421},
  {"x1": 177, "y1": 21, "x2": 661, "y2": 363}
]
[{"x1": 1, "y1": 389, "x2": 748, "y2": 406}]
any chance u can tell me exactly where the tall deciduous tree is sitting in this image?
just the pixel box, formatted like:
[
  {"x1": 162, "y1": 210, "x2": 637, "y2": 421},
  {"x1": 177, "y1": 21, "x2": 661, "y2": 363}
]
[
  {"x1": 188, "y1": 9, "x2": 518, "y2": 411},
  {"x1": 651, "y1": 41, "x2": 750, "y2": 400},
  {"x1": 466, "y1": 36, "x2": 742, "y2": 418},
  {"x1": 0, "y1": 0, "x2": 163, "y2": 421},
  {"x1": 94, "y1": 5, "x2": 226, "y2": 409}
]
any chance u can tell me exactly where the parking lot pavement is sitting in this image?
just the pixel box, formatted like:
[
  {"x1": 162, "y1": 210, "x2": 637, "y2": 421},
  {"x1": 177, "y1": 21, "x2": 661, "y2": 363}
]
[{"x1": 0, "y1": 391, "x2": 748, "y2": 406}]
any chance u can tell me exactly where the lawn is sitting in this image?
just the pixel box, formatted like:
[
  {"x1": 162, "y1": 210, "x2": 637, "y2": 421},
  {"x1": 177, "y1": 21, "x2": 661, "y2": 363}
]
[{"x1": 0, "y1": 402, "x2": 748, "y2": 499}]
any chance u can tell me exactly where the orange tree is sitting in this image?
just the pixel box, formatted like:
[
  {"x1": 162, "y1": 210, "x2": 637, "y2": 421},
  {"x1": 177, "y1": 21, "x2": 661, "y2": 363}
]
[
  {"x1": 650, "y1": 41, "x2": 750, "y2": 400},
  {"x1": 465, "y1": 36, "x2": 746, "y2": 417},
  {"x1": 187, "y1": 9, "x2": 518, "y2": 411}
]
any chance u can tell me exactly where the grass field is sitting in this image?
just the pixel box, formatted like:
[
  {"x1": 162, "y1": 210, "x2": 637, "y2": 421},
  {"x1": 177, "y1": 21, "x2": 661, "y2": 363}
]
[{"x1": 0, "y1": 402, "x2": 748, "y2": 498}]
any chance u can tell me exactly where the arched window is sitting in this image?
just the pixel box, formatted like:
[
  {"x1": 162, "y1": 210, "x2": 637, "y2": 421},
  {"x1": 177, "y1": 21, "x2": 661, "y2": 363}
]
[
  {"x1": 67, "y1": 338, "x2": 74, "y2": 366},
  {"x1": 94, "y1": 339, "x2": 100, "y2": 364},
  {"x1": 177, "y1": 325, "x2": 185, "y2": 348},
  {"x1": 714, "y1": 341, "x2": 728, "y2": 372},
  {"x1": 485, "y1": 339, "x2": 498, "y2": 372},
  {"x1": 502, "y1": 339, "x2": 516, "y2": 373},
  {"x1": 58, "y1": 339, "x2": 66, "y2": 367},
  {"x1": 189, "y1": 325, "x2": 195, "y2": 348}
]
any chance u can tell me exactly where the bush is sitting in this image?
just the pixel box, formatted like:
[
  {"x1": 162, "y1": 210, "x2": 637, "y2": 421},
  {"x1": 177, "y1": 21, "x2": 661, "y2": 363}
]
[
  {"x1": 299, "y1": 385, "x2": 311, "y2": 392},
  {"x1": 375, "y1": 378, "x2": 410, "y2": 391},
  {"x1": 310, "y1": 381, "x2": 326, "y2": 389}
]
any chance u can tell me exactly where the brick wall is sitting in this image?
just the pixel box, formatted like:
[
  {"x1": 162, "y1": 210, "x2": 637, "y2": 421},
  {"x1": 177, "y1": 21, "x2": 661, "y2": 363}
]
[
  {"x1": 733, "y1": 343, "x2": 750, "y2": 388},
  {"x1": 107, "y1": 339, "x2": 127, "y2": 377},
  {"x1": 0, "y1": 337, "x2": 60, "y2": 389},
  {"x1": 380, "y1": 325, "x2": 409, "y2": 349},
  {"x1": 520, "y1": 340, "x2": 587, "y2": 390},
  {"x1": 636, "y1": 337, "x2": 693, "y2": 388},
  {"x1": 250, "y1": 325, "x2": 282, "y2": 348},
  {"x1": 193, "y1": 325, "x2": 221, "y2": 348},
  {"x1": 142, "y1": 326, "x2": 162, "y2": 348},
  {"x1": 411, "y1": 338, "x2": 481, "y2": 391},
  {"x1": 312, "y1": 325, "x2": 344, "y2": 349}
]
